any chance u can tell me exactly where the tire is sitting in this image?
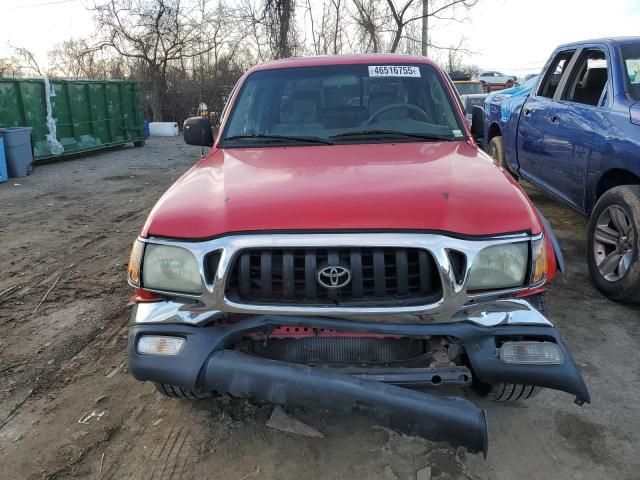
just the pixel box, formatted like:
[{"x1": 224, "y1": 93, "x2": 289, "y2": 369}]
[
  {"x1": 487, "y1": 136, "x2": 518, "y2": 180},
  {"x1": 133, "y1": 139, "x2": 146, "y2": 147},
  {"x1": 486, "y1": 383, "x2": 541, "y2": 402},
  {"x1": 154, "y1": 383, "x2": 212, "y2": 399},
  {"x1": 471, "y1": 380, "x2": 541, "y2": 403},
  {"x1": 587, "y1": 185, "x2": 640, "y2": 303}
]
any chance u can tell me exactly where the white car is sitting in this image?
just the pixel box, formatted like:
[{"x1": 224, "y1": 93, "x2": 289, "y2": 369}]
[{"x1": 476, "y1": 71, "x2": 517, "y2": 91}]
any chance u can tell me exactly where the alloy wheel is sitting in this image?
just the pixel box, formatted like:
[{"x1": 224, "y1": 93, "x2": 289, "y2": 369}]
[{"x1": 593, "y1": 205, "x2": 635, "y2": 282}]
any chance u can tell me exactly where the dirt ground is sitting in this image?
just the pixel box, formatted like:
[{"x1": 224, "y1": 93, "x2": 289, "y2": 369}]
[{"x1": 1, "y1": 136, "x2": 639, "y2": 480}]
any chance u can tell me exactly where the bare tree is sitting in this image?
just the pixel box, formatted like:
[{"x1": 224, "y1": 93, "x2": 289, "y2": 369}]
[
  {"x1": 329, "y1": 0, "x2": 345, "y2": 54},
  {"x1": 238, "y1": 0, "x2": 270, "y2": 62},
  {"x1": 306, "y1": 0, "x2": 345, "y2": 55},
  {"x1": 445, "y1": 37, "x2": 466, "y2": 72},
  {"x1": 0, "y1": 57, "x2": 21, "y2": 77},
  {"x1": 383, "y1": 0, "x2": 478, "y2": 53},
  {"x1": 264, "y1": 0, "x2": 297, "y2": 58},
  {"x1": 5, "y1": 0, "x2": 481, "y2": 124},
  {"x1": 351, "y1": 0, "x2": 387, "y2": 53},
  {"x1": 421, "y1": 0, "x2": 428, "y2": 56},
  {"x1": 384, "y1": 0, "x2": 412, "y2": 53},
  {"x1": 48, "y1": 39, "x2": 122, "y2": 79},
  {"x1": 12, "y1": 47, "x2": 44, "y2": 76},
  {"x1": 90, "y1": 0, "x2": 228, "y2": 121}
]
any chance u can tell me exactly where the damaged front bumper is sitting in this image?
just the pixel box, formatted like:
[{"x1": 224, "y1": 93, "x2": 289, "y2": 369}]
[{"x1": 127, "y1": 299, "x2": 590, "y2": 456}]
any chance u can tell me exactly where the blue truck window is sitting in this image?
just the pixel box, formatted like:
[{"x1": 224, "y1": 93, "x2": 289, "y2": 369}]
[
  {"x1": 538, "y1": 51, "x2": 575, "y2": 98},
  {"x1": 562, "y1": 50, "x2": 608, "y2": 106},
  {"x1": 621, "y1": 44, "x2": 640, "y2": 100}
]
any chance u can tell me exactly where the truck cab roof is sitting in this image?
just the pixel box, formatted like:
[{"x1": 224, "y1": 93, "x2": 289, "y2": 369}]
[
  {"x1": 249, "y1": 54, "x2": 438, "y2": 72},
  {"x1": 556, "y1": 36, "x2": 640, "y2": 49}
]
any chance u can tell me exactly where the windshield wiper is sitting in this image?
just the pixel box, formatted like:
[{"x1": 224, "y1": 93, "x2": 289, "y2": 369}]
[
  {"x1": 223, "y1": 134, "x2": 333, "y2": 145},
  {"x1": 329, "y1": 130, "x2": 453, "y2": 141}
]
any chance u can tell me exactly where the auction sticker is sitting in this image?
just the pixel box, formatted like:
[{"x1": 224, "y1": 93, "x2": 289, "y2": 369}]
[{"x1": 368, "y1": 65, "x2": 420, "y2": 77}]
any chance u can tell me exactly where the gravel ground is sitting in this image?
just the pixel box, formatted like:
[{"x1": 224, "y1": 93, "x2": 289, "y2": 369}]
[{"x1": 0, "y1": 136, "x2": 639, "y2": 480}]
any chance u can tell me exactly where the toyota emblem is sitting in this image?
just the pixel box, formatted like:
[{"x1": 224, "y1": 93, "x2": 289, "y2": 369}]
[{"x1": 317, "y1": 265, "x2": 351, "y2": 289}]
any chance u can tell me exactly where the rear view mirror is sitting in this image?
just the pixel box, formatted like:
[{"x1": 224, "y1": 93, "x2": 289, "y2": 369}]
[
  {"x1": 470, "y1": 106, "x2": 485, "y2": 142},
  {"x1": 183, "y1": 116, "x2": 214, "y2": 146}
]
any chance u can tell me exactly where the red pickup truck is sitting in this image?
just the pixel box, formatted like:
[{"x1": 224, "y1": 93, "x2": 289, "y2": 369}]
[{"x1": 127, "y1": 55, "x2": 589, "y2": 455}]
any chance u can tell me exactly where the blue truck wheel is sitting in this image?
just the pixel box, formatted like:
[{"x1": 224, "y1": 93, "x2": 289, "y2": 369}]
[{"x1": 587, "y1": 185, "x2": 640, "y2": 303}]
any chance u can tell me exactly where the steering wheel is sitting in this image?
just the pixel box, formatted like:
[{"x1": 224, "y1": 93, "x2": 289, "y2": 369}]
[{"x1": 364, "y1": 103, "x2": 430, "y2": 125}]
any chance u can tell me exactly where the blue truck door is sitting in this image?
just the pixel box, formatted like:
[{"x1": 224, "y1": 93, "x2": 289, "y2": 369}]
[
  {"x1": 516, "y1": 49, "x2": 576, "y2": 183},
  {"x1": 537, "y1": 47, "x2": 611, "y2": 212},
  {"x1": 516, "y1": 95, "x2": 550, "y2": 181}
]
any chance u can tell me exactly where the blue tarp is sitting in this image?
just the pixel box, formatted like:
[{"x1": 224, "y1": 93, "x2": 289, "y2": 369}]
[
  {"x1": 0, "y1": 137, "x2": 7, "y2": 183},
  {"x1": 485, "y1": 76, "x2": 539, "y2": 123}
]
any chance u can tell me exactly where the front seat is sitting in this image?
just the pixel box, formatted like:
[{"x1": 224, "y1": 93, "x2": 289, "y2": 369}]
[
  {"x1": 272, "y1": 91, "x2": 324, "y2": 134},
  {"x1": 574, "y1": 67, "x2": 607, "y2": 106}
]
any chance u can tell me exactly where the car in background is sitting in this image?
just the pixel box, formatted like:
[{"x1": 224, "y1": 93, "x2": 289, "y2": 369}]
[
  {"x1": 453, "y1": 80, "x2": 488, "y2": 124},
  {"x1": 479, "y1": 38, "x2": 640, "y2": 303},
  {"x1": 476, "y1": 71, "x2": 517, "y2": 92}
]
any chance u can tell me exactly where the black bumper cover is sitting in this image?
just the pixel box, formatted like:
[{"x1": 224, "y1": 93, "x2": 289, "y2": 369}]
[
  {"x1": 128, "y1": 315, "x2": 590, "y2": 456},
  {"x1": 206, "y1": 349, "x2": 488, "y2": 455}
]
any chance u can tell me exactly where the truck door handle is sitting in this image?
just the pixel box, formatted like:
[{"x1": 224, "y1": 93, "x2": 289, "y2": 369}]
[
  {"x1": 549, "y1": 115, "x2": 559, "y2": 123},
  {"x1": 523, "y1": 108, "x2": 533, "y2": 116}
]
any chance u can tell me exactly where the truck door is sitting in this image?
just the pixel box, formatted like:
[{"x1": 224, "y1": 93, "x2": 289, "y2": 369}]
[
  {"x1": 537, "y1": 47, "x2": 611, "y2": 212},
  {"x1": 516, "y1": 50, "x2": 576, "y2": 184}
]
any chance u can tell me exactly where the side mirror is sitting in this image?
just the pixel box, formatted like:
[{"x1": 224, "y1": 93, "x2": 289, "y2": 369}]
[
  {"x1": 183, "y1": 116, "x2": 214, "y2": 146},
  {"x1": 470, "y1": 105, "x2": 485, "y2": 142}
]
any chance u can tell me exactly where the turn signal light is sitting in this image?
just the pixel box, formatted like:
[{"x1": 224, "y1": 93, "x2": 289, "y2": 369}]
[
  {"x1": 531, "y1": 238, "x2": 547, "y2": 285},
  {"x1": 128, "y1": 240, "x2": 145, "y2": 286},
  {"x1": 500, "y1": 341, "x2": 563, "y2": 365},
  {"x1": 137, "y1": 335, "x2": 185, "y2": 356}
]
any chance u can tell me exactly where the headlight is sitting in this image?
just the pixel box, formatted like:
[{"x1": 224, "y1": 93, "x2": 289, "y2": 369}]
[
  {"x1": 142, "y1": 244, "x2": 202, "y2": 294},
  {"x1": 467, "y1": 242, "x2": 528, "y2": 290}
]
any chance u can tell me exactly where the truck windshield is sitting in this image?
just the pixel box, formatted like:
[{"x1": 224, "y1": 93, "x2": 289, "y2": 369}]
[
  {"x1": 455, "y1": 82, "x2": 484, "y2": 95},
  {"x1": 223, "y1": 64, "x2": 464, "y2": 146},
  {"x1": 622, "y1": 44, "x2": 640, "y2": 101}
]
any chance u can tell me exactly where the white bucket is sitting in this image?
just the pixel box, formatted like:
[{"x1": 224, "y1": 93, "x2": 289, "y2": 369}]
[{"x1": 149, "y1": 122, "x2": 179, "y2": 137}]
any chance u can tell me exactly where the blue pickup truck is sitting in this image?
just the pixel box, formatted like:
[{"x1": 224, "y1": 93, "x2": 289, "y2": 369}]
[{"x1": 476, "y1": 37, "x2": 640, "y2": 303}]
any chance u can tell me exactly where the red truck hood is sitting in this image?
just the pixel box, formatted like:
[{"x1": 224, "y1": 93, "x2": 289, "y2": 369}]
[{"x1": 142, "y1": 141, "x2": 541, "y2": 239}]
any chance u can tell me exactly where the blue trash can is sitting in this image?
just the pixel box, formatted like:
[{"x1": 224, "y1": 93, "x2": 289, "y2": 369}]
[
  {"x1": 0, "y1": 127, "x2": 33, "y2": 178},
  {"x1": 0, "y1": 137, "x2": 8, "y2": 183}
]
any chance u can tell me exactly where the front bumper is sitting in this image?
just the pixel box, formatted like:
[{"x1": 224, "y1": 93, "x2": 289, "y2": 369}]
[{"x1": 127, "y1": 300, "x2": 590, "y2": 456}]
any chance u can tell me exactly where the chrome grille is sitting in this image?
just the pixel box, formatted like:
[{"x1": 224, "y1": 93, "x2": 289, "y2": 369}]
[{"x1": 226, "y1": 247, "x2": 442, "y2": 307}]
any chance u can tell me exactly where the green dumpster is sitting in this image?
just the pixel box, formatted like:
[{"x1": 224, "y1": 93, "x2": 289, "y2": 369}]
[{"x1": 0, "y1": 77, "x2": 145, "y2": 162}]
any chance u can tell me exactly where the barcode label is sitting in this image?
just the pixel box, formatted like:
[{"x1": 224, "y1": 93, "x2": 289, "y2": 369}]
[{"x1": 368, "y1": 65, "x2": 421, "y2": 77}]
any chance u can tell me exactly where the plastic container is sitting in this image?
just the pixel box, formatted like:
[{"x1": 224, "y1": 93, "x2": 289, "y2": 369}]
[
  {"x1": 149, "y1": 122, "x2": 179, "y2": 136},
  {"x1": 0, "y1": 78, "x2": 145, "y2": 162},
  {"x1": 0, "y1": 137, "x2": 8, "y2": 183},
  {"x1": 0, "y1": 127, "x2": 33, "y2": 178}
]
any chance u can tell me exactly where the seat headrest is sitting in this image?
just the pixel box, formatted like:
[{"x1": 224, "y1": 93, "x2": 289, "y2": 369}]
[
  {"x1": 280, "y1": 99, "x2": 317, "y2": 124},
  {"x1": 290, "y1": 90, "x2": 321, "y2": 104},
  {"x1": 368, "y1": 91, "x2": 397, "y2": 114},
  {"x1": 582, "y1": 68, "x2": 607, "y2": 89}
]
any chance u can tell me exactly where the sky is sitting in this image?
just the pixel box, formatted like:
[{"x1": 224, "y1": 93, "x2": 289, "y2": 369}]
[{"x1": 0, "y1": 0, "x2": 639, "y2": 76}]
